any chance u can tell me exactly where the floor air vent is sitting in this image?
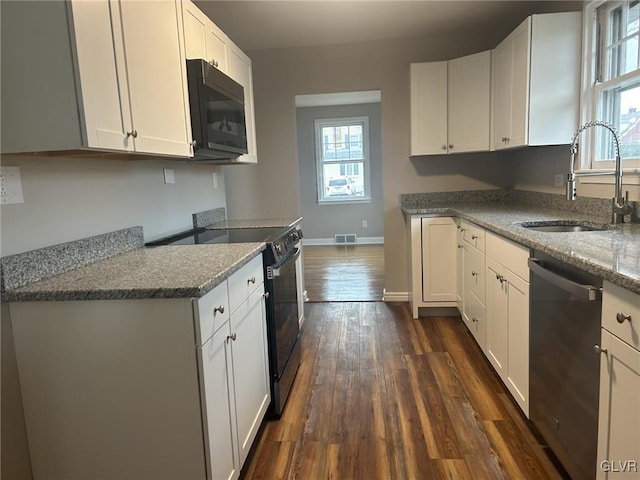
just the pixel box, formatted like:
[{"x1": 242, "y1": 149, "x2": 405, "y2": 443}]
[{"x1": 334, "y1": 233, "x2": 357, "y2": 245}]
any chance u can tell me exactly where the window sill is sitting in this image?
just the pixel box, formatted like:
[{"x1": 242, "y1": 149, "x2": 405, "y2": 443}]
[{"x1": 318, "y1": 197, "x2": 371, "y2": 206}]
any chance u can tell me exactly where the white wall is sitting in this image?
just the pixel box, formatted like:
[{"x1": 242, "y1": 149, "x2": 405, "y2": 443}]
[{"x1": 0, "y1": 154, "x2": 227, "y2": 255}]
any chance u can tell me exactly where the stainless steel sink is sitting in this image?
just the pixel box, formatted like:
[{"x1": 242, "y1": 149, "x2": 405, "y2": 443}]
[{"x1": 515, "y1": 221, "x2": 611, "y2": 232}]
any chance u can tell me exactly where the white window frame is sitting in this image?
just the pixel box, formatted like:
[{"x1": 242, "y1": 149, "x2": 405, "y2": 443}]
[
  {"x1": 314, "y1": 116, "x2": 371, "y2": 205},
  {"x1": 579, "y1": 0, "x2": 640, "y2": 184}
]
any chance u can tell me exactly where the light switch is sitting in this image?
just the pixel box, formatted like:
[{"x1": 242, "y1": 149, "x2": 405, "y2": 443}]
[
  {"x1": 0, "y1": 166, "x2": 24, "y2": 204},
  {"x1": 163, "y1": 168, "x2": 175, "y2": 184}
]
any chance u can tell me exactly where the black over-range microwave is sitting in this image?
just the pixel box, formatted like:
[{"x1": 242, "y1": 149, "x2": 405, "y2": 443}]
[{"x1": 186, "y1": 59, "x2": 248, "y2": 161}]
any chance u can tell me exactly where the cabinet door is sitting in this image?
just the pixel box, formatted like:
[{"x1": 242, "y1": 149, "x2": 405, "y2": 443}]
[
  {"x1": 505, "y1": 270, "x2": 529, "y2": 416},
  {"x1": 597, "y1": 330, "x2": 640, "y2": 480},
  {"x1": 207, "y1": 22, "x2": 228, "y2": 72},
  {"x1": 229, "y1": 288, "x2": 270, "y2": 466},
  {"x1": 508, "y1": 18, "x2": 531, "y2": 148},
  {"x1": 421, "y1": 217, "x2": 456, "y2": 302},
  {"x1": 119, "y1": 0, "x2": 191, "y2": 156},
  {"x1": 70, "y1": 0, "x2": 134, "y2": 151},
  {"x1": 485, "y1": 258, "x2": 508, "y2": 377},
  {"x1": 199, "y1": 324, "x2": 240, "y2": 480},
  {"x1": 492, "y1": 38, "x2": 512, "y2": 150},
  {"x1": 465, "y1": 244, "x2": 485, "y2": 303},
  {"x1": 456, "y1": 223, "x2": 464, "y2": 308},
  {"x1": 448, "y1": 51, "x2": 491, "y2": 153},
  {"x1": 410, "y1": 62, "x2": 447, "y2": 155},
  {"x1": 182, "y1": 0, "x2": 209, "y2": 60},
  {"x1": 227, "y1": 42, "x2": 258, "y2": 164}
]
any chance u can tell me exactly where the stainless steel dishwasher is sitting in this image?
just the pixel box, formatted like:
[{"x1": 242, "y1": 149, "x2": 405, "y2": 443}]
[{"x1": 529, "y1": 252, "x2": 603, "y2": 480}]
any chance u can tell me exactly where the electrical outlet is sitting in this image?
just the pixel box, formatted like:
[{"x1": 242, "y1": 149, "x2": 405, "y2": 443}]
[
  {"x1": 554, "y1": 174, "x2": 565, "y2": 187},
  {"x1": 0, "y1": 166, "x2": 24, "y2": 204},
  {"x1": 163, "y1": 168, "x2": 175, "y2": 184},
  {"x1": 362, "y1": 220, "x2": 368, "y2": 228}
]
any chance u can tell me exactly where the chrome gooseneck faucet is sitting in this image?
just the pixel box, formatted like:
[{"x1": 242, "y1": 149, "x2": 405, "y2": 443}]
[{"x1": 567, "y1": 120, "x2": 632, "y2": 224}]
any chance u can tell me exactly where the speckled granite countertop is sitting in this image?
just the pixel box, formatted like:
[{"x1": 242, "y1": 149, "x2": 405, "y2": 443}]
[
  {"x1": 402, "y1": 204, "x2": 640, "y2": 295},
  {"x1": 3, "y1": 243, "x2": 265, "y2": 302},
  {"x1": 207, "y1": 217, "x2": 303, "y2": 229}
]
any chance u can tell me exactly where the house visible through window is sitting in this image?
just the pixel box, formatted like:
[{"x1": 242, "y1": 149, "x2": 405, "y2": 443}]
[
  {"x1": 315, "y1": 117, "x2": 370, "y2": 203},
  {"x1": 584, "y1": 0, "x2": 640, "y2": 169}
]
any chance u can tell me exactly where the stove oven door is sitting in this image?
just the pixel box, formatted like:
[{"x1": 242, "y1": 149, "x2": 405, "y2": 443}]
[{"x1": 265, "y1": 249, "x2": 301, "y2": 415}]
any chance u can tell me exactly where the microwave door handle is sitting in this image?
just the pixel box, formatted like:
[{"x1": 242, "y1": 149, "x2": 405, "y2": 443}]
[{"x1": 528, "y1": 258, "x2": 602, "y2": 301}]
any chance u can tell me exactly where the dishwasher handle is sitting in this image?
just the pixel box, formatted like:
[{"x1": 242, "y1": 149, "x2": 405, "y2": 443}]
[{"x1": 528, "y1": 258, "x2": 602, "y2": 301}]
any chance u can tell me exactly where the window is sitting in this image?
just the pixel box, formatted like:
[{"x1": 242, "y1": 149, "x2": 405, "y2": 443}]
[
  {"x1": 315, "y1": 117, "x2": 370, "y2": 203},
  {"x1": 583, "y1": 0, "x2": 640, "y2": 169}
]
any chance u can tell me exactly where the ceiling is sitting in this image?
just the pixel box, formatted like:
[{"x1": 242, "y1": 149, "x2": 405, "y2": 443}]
[{"x1": 195, "y1": 0, "x2": 584, "y2": 52}]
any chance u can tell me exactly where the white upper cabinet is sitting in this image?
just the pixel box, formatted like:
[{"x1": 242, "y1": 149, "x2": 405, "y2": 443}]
[
  {"x1": 182, "y1": 0, "x2": 228, "y2": 71},
  {"x1": 410, "y1": 50, "x2": 491, "y2": 155},
  {"x1": 1, "y1": 0, "x2": 191, "y2": 157},
  {"x1": 227, "y1": 42, "x2": 258, "y2": 164},
  {"x1": 491, "y1": 12, "x2": 582, "y2": 150}
]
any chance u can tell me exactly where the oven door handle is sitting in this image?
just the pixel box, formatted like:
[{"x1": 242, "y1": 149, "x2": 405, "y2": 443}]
[
  {"x1": 528, "y1": 258, "x2": 602, "y2": 301},
  {"x1": 270, "y1": 248, "x2": 300, "y2": 277}
]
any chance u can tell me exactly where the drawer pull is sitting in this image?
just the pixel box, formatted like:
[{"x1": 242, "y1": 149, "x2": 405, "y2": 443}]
[
  {"x1": 226, "y1": 332, "x2": 237, "y2": 343},
  {"x1": 471, "y1": 271, "x2": 478, "y2": 277},
  {"x1": 214, "y1": 305, "x2": 225, "y2": 315},
  {"x1": 471, "y1": 234, "x2": 478, "y2": 240},
  {"x1": 616, "y1": 312, "x2": 632, "y2": 324},
  {"x1": 594, "y1": 344, "x2": 608, "y2": 355},
  {"x1": 263, "y1": 292, "x2": 270, "y2": 299},
  {"x1": 472, "y1": 317, "x2": 479, "y2": 323},
  {"x1": 248, "y1": 276, "x2": 256, "y2": 284},
  {"x1": 457, "y1": 244, "x2": 463, "y2": 249}
]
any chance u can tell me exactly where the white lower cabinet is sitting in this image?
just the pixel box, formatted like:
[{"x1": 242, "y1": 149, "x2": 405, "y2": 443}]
[
  {"x1": 9, "y1": 256, "x2": 269, "y2": 480},
  {"x1": 461, "y1": 220, "x2": 486, "y2": 349},
  {"x1": 408, "y1": 216, "x2": 457, "y2": 318},
  {"x1": 597, "y1": 283, "x2": 640, "y2": 479},
  {"x1": 485, "y1": 231, "x2": 530, "y2": 416}
]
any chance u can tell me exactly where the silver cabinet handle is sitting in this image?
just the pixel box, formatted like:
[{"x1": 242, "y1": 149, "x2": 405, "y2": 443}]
[
  {"x1": 471, "y1": 271, "x2": 478, "y2": 277},
  {"x1": 248, "y1": 276, "x2": 256, "y2": 284},
  {"x1": 126, "y1": 130, "x2": 138, "y2": 138},
  {"x1": 471, "y1": 234, "x2": 478, "y2": 240},
  {"x1": 448, "y1": 144, "x2": 453, "y2": 149},
  {"x1": 214, "y1": 305, "x2": 225, "y2": 315},
  {"x1": 472, "y1": 317, "x2": 479, "y2": 323},
  {"x1": 616, "y1": 312, "x2": 632, "y2": 324},
  {"x1": 457, "y1": 244, "x2": 463, "y2": 249},
  {"x1": 441, "y1": 145, "x2": 447, "y2": 151},
  {"x1": 594, "y1": 344, "x2": 607, "y2": 355},
  {"x1": 226, "y1": 332, "x2": 237, "y2": 343},
  {"x1": 263, "y1": 292, "x2": 270, "y2": 299}
]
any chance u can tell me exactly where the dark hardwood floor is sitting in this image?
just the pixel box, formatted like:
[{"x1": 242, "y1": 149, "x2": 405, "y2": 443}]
[
  {"x1": 241, "y1": 302, "x2": 569, "y2": 480},
  {"x1": 303, "y1": 245, "x2": 384, "y2": 302}
]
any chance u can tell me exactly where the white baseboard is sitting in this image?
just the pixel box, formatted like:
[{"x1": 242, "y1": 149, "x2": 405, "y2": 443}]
[
  {"x1": 303, "y1": 236, "x2": 384, "y2": 246},
  {"x1": 382, "y1": 289, "x2": 409, "y2": 302}
]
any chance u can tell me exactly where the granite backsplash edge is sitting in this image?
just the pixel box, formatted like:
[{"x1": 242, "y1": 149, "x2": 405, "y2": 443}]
[
  {"x1": 400, "y1": 188, "x2": 639, "y2": 222},
  {"x1": 1, "y1": 226, "x2": 144, "y2": 293}
]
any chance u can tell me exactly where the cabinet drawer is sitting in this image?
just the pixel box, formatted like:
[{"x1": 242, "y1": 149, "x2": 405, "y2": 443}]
[
  {"x1": 486, "y1": 231, "x2": 530, "y2": 281},
  {"x1": 195, "y1": 280, "x2": 230, "y2": 345},
  {"x1": 466, "y1": 290, "x2": 486, "y2": 349},
  {"x1": 228, "y1": 255, "x2": 264, "y2": 314},
  {"x1": 461, "y1": 220, "x2": 486, "y2": 252},
  {"x1": 602, "y1": 281, "x2": 640, "y2": 351},
  {"x1": 465, "y1": 244, "x2": 486, "y2": 303}
]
